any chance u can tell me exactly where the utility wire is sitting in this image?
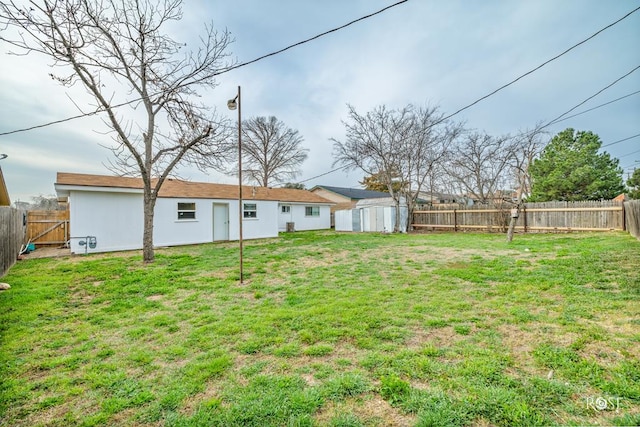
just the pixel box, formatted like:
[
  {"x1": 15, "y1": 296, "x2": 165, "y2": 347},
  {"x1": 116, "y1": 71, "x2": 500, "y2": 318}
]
[
  {"x1": 0, "y1": 0, "x2": 408, "y2": 137},
  {"x1": 549, "y1": 90, "x2": 640, "y2": 125},
  {"x1": 602, "y1": 133, "x2": 640, "y2": 148},
  {"x1": 437, "y1": 5, "x2": 640, "y2": 124},
  {"x1": 541, "y1": 64, "x2": 640, "y2": 129},
  {"x1": 296, "y1": 7, "x2": 640, "y2": 186},
  {"x1": 212, "y1": 0, "x2": 408, "y2": 77},
  {"x1": 620, "y1": 147, "x2": 640, "y2": 158},
  {"x1": 298, "y1": 163, "x2": 356, "y2": 184}
]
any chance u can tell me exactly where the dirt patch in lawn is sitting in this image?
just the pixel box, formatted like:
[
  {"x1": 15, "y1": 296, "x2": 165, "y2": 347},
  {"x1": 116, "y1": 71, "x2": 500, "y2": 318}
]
[{"x1": 313, "y1": 395, "x2": 415, "y2": 426}]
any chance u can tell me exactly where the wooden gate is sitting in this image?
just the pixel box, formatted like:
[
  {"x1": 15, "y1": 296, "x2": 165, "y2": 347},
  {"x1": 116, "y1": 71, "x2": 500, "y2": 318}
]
[{"x1": 27, "y1": 210, "x2": 70, "y2": 247}]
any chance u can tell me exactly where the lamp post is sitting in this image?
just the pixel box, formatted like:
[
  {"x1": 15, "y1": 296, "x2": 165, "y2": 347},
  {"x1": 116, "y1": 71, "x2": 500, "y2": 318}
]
[{"x1": 227, "y1": 86, "x2": 243, "y2": 284}]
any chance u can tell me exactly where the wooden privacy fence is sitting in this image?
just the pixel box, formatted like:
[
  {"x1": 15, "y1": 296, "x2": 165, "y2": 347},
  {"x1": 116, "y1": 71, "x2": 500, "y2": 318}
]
[
  {"x1": 26, "y1": 210, "x2": 70, "y2": 247},
  {"x1": 625, "y1": 200, "x2": 640, "y2": 239},
  {"x1": 1, "y1": 207, "x2": 26, "y2": 276},
  {"x1": 413, "y1": 200, "x2": 625, "y2": 233}
]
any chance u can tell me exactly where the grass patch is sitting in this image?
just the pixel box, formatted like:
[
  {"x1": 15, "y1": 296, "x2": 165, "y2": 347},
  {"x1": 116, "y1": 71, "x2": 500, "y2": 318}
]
[{"x1": 1, "y1": 231, "x2": 639, "y2": 426}]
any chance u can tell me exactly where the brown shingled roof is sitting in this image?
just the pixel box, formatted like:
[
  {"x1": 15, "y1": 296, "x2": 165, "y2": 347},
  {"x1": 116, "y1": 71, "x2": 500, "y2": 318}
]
[{"x1": 56, "y1": 172, "x2": 334, "y2": 204}]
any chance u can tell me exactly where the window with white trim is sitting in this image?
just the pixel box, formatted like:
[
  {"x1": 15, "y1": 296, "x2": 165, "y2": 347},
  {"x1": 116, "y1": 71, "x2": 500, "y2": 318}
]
[
  {"x1": 177, "y1": 202, "x2": 196, "y2": 220},
  {"x1": 305, "y1": 206, "x2": 320, "y2": 217},
  {"x1": 281, "y1": 205, "x2": 291, "y2": 213},
  {"x1": 244, "y1": 203, "x2": 257, "y2": 218}
]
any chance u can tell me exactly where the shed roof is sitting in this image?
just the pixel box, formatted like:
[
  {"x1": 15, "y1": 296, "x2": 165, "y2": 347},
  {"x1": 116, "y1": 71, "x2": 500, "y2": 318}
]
[
  {"x1": 55, "y1": 172, "x2": 334, "y2": 204},
  {"x1": 311, "y1": 185, "x2": 390, "y2": 200}
]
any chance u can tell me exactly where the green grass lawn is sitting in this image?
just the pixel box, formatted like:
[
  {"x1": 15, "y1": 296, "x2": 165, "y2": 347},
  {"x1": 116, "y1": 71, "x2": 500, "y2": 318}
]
[{"x1": 1, "y1": 231, "x2": 639, "y2": 426}]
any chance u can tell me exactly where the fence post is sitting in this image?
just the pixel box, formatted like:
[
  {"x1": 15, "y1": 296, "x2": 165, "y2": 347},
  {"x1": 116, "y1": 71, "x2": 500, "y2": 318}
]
[
  {"x1": 454, "y1": 209, "x2": 458, "y2": 232},
  {"x1": 523, "y1": 206, "x2": 527, "y2": 233}
]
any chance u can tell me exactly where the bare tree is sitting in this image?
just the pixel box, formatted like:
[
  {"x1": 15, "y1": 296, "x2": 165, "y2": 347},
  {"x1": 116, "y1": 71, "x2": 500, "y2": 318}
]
[
  {"x1": 226, "y1": 116, "x2": 308, "y2": 187},
  {"x1": 445, "y1": 132, "x2": 514, "y2": 205},
  {"x1": 332, "y1": 104, "x2": 460, "y2": 232},
  {"x1": 505, "y1": 125, "x2": 547, "y2": 242},
  {"x1": 29, "y1": 194, "x2": 64, "y2": 210},
  {"x1": 397, "y1": 106, "x2": 462, "y2": 230},
  {"x1": 0, "y1": 0, "x2": 234, "y2": 262}
]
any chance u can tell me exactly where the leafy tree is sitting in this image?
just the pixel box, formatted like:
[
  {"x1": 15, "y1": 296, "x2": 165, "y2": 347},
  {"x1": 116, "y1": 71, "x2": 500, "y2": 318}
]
[
  {"x1": 360, "y1": 171, "x2": 403, "y2": 193},
  {"x1": 0, "y1": 0, "x2": 234, "y2": 263},
  {"x1": 628, "y1": 168, "x2": 640, "y2": 199},
  {"x1": 529, "y1": 129, "x2": 625, "y2": 201},
  {"x1": 226, "y1": 116, "x2": 308, "y2": 187}
]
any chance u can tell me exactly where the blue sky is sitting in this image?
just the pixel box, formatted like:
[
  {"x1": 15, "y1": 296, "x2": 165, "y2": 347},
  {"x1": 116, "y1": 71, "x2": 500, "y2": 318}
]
[{"x1": 1, "y1": 0, "x2": 639, "y2": 203}]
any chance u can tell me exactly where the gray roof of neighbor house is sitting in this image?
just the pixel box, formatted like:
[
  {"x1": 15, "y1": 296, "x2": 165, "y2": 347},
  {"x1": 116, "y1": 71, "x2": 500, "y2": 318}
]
[
  {"x1": 55, "y1": 172, "x2": 334, "y2": 204},
  {"x1": 311, "y1": 185, "x2": 390, "y2": 200}
]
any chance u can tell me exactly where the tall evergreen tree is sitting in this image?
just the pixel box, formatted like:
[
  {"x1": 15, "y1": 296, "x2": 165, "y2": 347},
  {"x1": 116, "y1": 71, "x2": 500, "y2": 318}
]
[
  {"x1": 529, "y1": 129, "x2": 625, "y2": 201},
  {"x1": 628, "y1": 168, "x2": 640, "y2": 200}
]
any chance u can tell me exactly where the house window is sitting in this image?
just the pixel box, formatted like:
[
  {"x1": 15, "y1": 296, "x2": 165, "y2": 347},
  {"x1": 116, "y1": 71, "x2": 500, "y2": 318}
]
[
  {"x1": 177, "y1": 202, "x2": 196, "y2": 220},
  {"x1": 305, "y1": 206, "x2": 320, "y2": 217},
  {"x1": 244, "y1": 203, "x2": 257, "y2": 219},
  {"x1": 281, "y1": 205, "x2": 291, "y2": 213}
]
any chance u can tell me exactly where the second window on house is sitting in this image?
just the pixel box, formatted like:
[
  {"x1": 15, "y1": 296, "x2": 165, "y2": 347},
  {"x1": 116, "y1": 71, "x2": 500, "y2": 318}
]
[
  {"x1": 244, "y1": 203, "x2": 257, "y2": 218},
  {"x1": 305, "y1": 206, "x2": 320, "y2": 217},
  {"x1": 177, "y1": 202, "x2": 196, "y2": 220}
]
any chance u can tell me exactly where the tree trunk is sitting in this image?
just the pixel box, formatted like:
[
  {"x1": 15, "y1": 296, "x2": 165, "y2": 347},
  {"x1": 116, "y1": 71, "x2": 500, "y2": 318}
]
[
  {"x1": 506, "y1": 209, "x2": 519, "y2": 243},
  {"x1": 143, "y1": 190, "x2": 157, "y2": 263},
  {"x1": 393, "y1": 198, "x2": 401, "y2": 233}
]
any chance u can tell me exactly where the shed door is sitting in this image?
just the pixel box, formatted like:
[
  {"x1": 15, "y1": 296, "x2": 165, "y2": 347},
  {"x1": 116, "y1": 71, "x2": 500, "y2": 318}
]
[{"x1": 213, "y1": 203, "x2": 229, "y2": 241}]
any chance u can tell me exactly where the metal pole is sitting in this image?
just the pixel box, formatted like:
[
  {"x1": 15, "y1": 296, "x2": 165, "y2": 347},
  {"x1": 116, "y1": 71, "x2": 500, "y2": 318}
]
[{"x1": 237, "y1": 86, "x2": 243, "y2": 284}]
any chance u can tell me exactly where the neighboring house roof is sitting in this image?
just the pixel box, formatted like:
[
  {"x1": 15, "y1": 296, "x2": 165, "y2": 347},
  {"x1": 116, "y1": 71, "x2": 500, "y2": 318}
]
[
  {"x1": 0, "y1": 167, "x2": 10, "y2": 206},
  {"x1": 310, "y1": 185, "x2": 390, "y2": 200},
  {"x1": 55, "y1": 172, "x2": 334, "y2": 204}
]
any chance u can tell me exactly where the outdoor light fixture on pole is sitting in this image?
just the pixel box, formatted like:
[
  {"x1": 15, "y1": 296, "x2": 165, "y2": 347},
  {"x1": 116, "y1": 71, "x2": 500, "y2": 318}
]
[{"x1": 227, "y1": 86, "x2": 243, "y2": 284}]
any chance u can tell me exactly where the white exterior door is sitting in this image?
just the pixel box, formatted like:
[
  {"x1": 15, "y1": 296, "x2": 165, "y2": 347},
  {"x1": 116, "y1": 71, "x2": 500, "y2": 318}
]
[
  {"x1": 279, "y1": 204, "x2": 292, "y2": 231},
  {"x1": 213, "y1": 203, "x2": 229, "y2": 241}
]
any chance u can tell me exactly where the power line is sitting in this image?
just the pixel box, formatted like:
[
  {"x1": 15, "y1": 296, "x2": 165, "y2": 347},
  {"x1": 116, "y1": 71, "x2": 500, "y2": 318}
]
[
  {"x1": 620, "y1": 147, "x2": 640, "y2": 158},
  {"x1": 212, "y1": 1, "x2": 408, "y2": 77},
  {"x1": 0, "y1": 0, "x2": 408, "y2": 137},
  {"x1": 602, "y1": 133, "x2": 640, "y2": 148},
  {"x1": 438, "y1": 5, "x2": 640, "y2": 124},
  {"x1": 297, "y1": 163, "x2": 356, "y2": 184},
  {"x1": 541, "y1": 64, "x2": 640, "y2": 129},
  {"x1": 3, "y1": 1, "x2": 638, "y2": 139},
  {"x1": 549, "y1": 90, "x2": 640, "y2": 125}
]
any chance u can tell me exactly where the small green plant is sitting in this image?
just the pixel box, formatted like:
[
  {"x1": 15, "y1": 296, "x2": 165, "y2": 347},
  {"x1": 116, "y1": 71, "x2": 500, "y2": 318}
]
[{"x1": 380, "y1": 374, "x2": 411, "y2": 405}]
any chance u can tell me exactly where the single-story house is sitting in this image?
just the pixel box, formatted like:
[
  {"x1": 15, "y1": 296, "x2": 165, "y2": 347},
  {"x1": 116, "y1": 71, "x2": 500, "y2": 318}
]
[
  {"x1": 55, "y1": 172, "x2": 334, "y2": 254},
  {"x1": 335, "y1": 197, "x2": 408, "y2": 233}
]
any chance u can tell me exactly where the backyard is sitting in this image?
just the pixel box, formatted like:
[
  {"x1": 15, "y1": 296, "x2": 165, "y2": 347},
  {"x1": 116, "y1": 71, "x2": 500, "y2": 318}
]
[{"x1": 0, "y1": 230, "x2": 638, "y2": 426}]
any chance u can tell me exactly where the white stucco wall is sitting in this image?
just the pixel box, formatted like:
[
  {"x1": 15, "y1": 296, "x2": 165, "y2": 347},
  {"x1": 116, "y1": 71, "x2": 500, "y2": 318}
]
[
  {"x1": 69, "y1": 190, "x2": 143, "y2": 254},
  {"x1": 288, "y1": 204, "x2": 331, "y2": 231},
  {"x1": 239, "y1": 200, "x2": 279, "y2": 240},
  {"x1": 68, "y1": 192, "x2": 282, "y2": 253}
]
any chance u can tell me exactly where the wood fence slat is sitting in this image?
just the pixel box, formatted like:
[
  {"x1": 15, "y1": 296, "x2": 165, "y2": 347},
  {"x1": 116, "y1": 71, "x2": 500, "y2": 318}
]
[{"x1": 1, "y1": 207, "x2": 26, "y2": 276}]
